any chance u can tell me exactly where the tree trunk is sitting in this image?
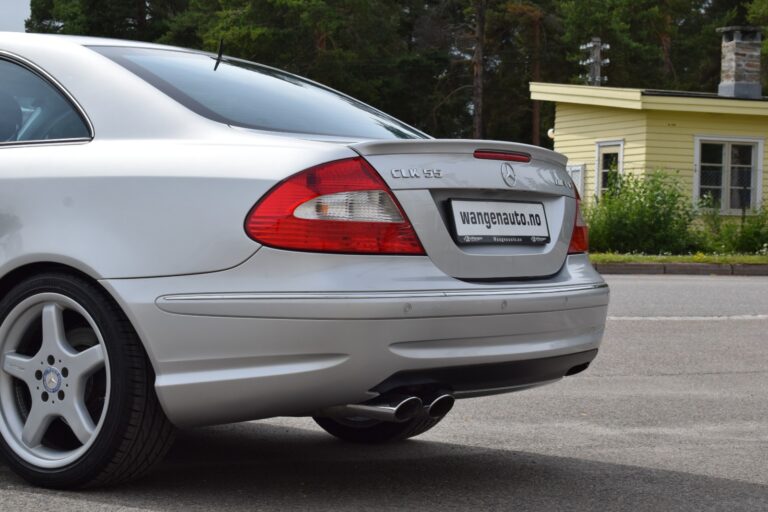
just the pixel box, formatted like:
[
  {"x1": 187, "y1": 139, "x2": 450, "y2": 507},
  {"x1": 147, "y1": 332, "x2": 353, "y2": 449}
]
[
  {"x1": 659, "y1": 3, "x2": 677, "y2": 81},
  {"x1": 531, "y1": 15, "x2": 541, "y2": 146},
  {"x1": 472, "y1": 0, "x2": 486, "y2": 139},
  {"x1": 136, "y1": 0, "x2": 147, "y2": 38}
]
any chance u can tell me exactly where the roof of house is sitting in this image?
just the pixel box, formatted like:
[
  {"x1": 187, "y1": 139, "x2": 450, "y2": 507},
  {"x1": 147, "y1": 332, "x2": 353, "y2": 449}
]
[{"x1": 530, "y1": 82, "x2": 768, "y2": 116}]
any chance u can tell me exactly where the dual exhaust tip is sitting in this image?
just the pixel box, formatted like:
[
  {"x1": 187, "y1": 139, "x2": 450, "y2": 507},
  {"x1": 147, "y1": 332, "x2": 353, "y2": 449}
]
[{"x1": 322, "y1": 392, "x2": 455, "y2": 423}]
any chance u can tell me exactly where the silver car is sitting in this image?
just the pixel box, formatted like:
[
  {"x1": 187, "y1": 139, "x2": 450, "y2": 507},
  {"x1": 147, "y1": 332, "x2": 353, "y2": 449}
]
[{"x1": 0, "y1": 33, "x2": 608, "y2": 488}]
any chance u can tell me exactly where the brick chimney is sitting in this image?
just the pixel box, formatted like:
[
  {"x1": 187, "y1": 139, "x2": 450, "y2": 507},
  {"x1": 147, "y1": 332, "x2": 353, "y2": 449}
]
[{"x1": 717, "y1": 26, "x2": 763, "y2": 99}]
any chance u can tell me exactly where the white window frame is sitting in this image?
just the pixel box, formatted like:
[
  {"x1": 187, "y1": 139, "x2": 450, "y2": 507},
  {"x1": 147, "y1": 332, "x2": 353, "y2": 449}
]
[
  {"x1": 693, "y1": 135, "x2": 764, "y2": 213},
  {"x1": 566, "y1": 164, "x2": 586, "y2": 197},
  {"x1": 594, "y1": 140, "x2": 624, "y2": 197}
]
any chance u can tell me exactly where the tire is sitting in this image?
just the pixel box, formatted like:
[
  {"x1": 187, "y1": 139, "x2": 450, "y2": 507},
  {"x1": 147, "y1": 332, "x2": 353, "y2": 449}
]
[
  {"x1": 313, "y1": 414, "x2": 444, "y2": 443},
  {"x1": 0, "y1": 272, "x2": 174, "y2": 489}
]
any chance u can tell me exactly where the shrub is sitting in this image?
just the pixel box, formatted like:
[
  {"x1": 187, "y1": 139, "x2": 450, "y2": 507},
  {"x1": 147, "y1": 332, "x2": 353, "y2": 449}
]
[
  {"x1": 694, "y1": 205, "x2": 768, "y2": 254},
  {"x1": 736, "y1": 209, "x2": 768, "y2": 253},
  {"x1": 584, "y1": 171, "x2": 695, "y2": 254}
]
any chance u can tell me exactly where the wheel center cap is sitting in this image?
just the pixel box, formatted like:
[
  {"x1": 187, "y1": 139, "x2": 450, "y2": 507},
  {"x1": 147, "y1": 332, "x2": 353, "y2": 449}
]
[{"x1": 43, "y1": 367, "x2": 62, "y2": 393}]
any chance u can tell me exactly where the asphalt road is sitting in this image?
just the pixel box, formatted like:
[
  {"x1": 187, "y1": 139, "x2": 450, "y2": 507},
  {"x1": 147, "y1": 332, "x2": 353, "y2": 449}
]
[{"x1": 1, "y1": 275, "x2": 767, "y2": 511}]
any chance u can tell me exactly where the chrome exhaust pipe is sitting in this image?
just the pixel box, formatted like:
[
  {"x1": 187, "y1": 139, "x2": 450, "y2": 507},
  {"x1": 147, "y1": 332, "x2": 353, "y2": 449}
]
[
  {"x1": 424, "y1": 393, "x2": 455, "y2": 419},
  {"x1": 321, "y1": 395, "x2": 423, "y2": 423}
]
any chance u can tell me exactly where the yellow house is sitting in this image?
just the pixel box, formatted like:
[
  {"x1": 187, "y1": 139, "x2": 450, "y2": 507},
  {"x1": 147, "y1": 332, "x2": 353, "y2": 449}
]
[
  {"x1": 530, "y1": 27, "x2": 768, "y2": 215},
  {"x1": 530, "y1": 82, "x2": 767, "y2": 214}
]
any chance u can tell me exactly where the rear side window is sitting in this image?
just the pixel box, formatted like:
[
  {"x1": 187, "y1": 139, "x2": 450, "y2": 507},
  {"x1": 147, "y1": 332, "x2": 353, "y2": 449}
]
[
  {"x1": 91, "y1": 46, "x2": 425, "y2": 140},
  {"x1": 0, "y1": 59, "x2": 91, "y2": 144}
]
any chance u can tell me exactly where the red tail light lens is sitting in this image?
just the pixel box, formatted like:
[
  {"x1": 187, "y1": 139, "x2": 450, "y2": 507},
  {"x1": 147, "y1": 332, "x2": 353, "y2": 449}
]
[
  {"x1": 568, "y1": 188, "x2": 589, "y2": 254},
  {"x1": 245, "y1": 157, "x2": 425, "y2": 255}
]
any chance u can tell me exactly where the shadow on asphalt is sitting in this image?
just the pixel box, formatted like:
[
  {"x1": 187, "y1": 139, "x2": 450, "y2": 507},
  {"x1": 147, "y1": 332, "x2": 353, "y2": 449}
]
[{"x1": 2, "y1": 422, "x2": 767, "y2": 511}]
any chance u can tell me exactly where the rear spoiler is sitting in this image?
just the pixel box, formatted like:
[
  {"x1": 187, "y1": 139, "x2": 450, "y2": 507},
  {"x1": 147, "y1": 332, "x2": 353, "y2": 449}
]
[{"x1": 350, "y1": 139, "x2": 568, "y2": 168}]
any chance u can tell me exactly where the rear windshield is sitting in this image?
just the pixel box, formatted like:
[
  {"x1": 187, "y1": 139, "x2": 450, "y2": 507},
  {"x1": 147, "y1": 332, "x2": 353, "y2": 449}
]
[{"x1": 91, "y1": 46, "x2": 424, "y2": 140}]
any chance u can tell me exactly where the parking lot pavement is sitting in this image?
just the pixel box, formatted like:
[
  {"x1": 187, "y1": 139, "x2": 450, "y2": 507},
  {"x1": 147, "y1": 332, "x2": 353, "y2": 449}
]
[{"x1": 1, "y1": 275, "x2": 767, "y2": 511}]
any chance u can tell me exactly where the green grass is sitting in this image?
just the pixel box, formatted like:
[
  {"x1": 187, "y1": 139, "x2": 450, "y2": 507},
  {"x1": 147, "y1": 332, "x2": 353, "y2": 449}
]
[{"x1": 589, "y1": 253, "x2": 768, "y2": 265}]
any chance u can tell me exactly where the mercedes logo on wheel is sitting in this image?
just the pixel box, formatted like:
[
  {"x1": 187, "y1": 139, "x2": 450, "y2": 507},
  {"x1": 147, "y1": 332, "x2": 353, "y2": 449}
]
[
  {"x1": 501, "y1": 162, "x2": 517, "y2": 187},
  {"x1": 42, "y1": 367, "x2": 62, "y2": 393}
]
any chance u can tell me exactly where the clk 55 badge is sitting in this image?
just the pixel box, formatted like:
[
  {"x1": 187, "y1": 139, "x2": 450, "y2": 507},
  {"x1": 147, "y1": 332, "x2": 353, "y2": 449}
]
[{"x1": 391, "y1": 168, "x2": 443, "y2": 179}]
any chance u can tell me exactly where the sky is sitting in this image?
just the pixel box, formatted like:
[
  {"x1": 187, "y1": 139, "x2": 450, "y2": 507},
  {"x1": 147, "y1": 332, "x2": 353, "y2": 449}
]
[{"x1": 0, "y1": 0, "x2": 31, "y2": 32}]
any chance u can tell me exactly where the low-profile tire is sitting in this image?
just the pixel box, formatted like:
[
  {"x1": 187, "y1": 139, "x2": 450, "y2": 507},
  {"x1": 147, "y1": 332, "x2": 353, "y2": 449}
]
[
  {"x1": 313, "y1": 414, "x2": 444, "y2": 443},
  {"x1": 0, "y1": 272, "x2": 175, "y2": 489}
]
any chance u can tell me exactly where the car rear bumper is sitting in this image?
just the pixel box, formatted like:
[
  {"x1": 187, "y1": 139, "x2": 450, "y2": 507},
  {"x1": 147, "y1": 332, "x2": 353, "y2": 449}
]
[{"x1": 101, "y1": 251, "x2": 609, "y2": 427}]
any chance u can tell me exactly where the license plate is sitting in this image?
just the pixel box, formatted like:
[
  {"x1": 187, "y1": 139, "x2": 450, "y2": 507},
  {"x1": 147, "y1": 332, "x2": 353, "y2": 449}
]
[{"x1": 450, "y1": 200, "x2": 550, "y2": 245}]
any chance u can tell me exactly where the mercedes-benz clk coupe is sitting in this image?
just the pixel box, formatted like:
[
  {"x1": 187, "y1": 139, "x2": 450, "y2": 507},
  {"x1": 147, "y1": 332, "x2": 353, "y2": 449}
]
[{"x1": 0, "y1": 33, "x2": 609, "y2": 489}]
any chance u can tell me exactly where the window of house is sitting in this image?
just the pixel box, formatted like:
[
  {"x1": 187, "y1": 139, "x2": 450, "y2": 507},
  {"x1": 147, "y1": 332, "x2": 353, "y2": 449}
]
[
  {"x1": 697, "y1": 140, "x2": 759, "y2": 212},
  {"x1": 566, "y1": 164, "x2": 586, "y2": 197},
  {"x1": 595, "y1": 142, "x2": 623, "y2": 196}
]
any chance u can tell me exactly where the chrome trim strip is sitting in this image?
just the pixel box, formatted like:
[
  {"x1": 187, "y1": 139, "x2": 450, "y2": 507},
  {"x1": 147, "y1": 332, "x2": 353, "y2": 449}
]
[
  {"x1": 160, "y1": 282, "x2": 608, "y2": 302},
  {"x1": 0, "y1": 138, "x2": 92, "y2": 148},
  {"x1": 0, "y1": 50, "x2": 95, "y2": 144}
]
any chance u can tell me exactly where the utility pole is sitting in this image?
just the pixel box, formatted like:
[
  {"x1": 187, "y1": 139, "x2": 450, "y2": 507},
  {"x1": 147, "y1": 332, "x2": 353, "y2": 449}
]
[{"x1": 579, "y1": 37, "x2": 610, "y2": 86}]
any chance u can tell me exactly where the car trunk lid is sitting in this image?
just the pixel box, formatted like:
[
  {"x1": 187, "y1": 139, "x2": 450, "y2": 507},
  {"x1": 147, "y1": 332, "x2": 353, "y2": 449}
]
[{"x1": 350, "y1": 139, "x2": 576, "y2": 280}]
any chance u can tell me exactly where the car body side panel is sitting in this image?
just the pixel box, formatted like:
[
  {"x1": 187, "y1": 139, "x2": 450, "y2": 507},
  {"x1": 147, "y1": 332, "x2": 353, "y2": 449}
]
[
  {"x1": 0, "y1": 140, "x2": 355, "y2": 278},
  {"x1": 0, "y1": 35, "x2": 361, "y2": 279}
]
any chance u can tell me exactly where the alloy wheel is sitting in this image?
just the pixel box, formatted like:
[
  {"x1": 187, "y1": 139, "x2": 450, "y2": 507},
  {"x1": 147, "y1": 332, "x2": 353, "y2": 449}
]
[{"x1": 0, "y1": 293, "x2": 110, "y2": 469}]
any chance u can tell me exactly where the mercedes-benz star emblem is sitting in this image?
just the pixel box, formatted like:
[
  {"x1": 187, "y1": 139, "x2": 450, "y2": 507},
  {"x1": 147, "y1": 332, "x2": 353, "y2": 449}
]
[
  {"x1": 501, "y1": 162, "x2": 516, "y2": 187},
  {"x1": 43, "y1": 367, "x2": 62, "y2": 393}
]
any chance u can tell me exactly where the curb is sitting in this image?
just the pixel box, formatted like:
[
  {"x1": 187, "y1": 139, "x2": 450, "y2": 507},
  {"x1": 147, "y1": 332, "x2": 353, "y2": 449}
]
[{"x1": 594, "y1": 263, "x2": 768, "y2": 276}]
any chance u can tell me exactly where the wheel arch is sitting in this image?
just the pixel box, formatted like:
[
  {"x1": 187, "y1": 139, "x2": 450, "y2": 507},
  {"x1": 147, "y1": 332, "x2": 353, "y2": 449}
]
[
  {"x1": 0, "y1": 260, "x2": 157, "y2": 374},
  {"x1": 0, "y1": 259, "x2": 101, "y2": 302}
]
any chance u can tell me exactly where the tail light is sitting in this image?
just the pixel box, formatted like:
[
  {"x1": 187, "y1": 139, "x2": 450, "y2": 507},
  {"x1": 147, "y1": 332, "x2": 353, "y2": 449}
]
[
  {"x1": 568, "y1": 187, "x2": 589, "y2": 254},
  {"x1": 245, "y1": 157, "x2": 425, "y2": 255}
]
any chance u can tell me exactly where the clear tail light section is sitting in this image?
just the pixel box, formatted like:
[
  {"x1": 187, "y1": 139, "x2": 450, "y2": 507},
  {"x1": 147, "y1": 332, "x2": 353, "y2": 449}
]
[
  {"x1": 293, "y1": 190, "x2": 403, "y2": 222},
  {"x1": 568, "y1": 186, "x2": 589, "y2": 254},
  {"x1": 245, "y1": 157, "x2": 425, "y2": 255}
]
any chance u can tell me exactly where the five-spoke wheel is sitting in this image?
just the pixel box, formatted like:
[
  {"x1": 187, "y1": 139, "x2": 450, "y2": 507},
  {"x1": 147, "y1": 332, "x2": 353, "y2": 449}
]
[
  {"x1": 0, "y1": 273, "x2": 174, "y2": 488},
  {"x1": 1, "y1": 295, "x2": 109, "y2": 467}
]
